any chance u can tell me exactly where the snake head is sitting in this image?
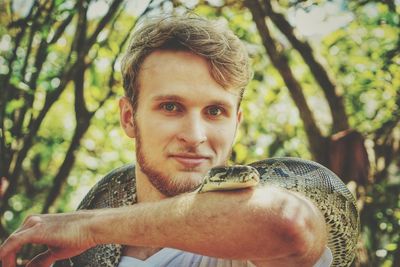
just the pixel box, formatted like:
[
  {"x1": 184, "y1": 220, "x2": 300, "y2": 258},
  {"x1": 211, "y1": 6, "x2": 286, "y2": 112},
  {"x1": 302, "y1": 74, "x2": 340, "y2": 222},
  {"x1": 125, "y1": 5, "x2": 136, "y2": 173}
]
[{"x1": 197, "y1": 165, "x2": 260, "y2": 193}]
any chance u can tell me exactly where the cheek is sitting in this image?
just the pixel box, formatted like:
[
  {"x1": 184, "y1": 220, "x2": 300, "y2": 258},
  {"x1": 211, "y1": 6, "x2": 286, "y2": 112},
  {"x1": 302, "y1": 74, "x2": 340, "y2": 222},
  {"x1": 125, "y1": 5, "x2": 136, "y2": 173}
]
[
  {"x1": 140, "y1": 118, "x2": 180, "y2": 144},
  {"x1": 210, "y1": 123, "x2": 237, "y2": 150}
]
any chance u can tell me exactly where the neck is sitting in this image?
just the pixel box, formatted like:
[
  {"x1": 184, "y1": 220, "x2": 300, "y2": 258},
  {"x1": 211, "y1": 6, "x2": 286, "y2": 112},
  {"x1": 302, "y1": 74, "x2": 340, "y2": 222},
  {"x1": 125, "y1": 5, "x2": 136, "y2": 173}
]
[
  {"x1": 122, "y1": 165, "x2": 165, "y2": 259},
  {"x1": 135, "y1": 167, "x2": 167, "y2": 203}
]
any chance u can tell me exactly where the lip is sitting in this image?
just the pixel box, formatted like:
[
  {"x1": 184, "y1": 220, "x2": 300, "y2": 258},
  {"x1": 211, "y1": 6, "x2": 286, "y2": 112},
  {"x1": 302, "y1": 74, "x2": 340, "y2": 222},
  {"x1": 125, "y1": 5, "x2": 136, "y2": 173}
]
[{"x1": 170, "y1": 154, "x2": 210, "y2": 168}]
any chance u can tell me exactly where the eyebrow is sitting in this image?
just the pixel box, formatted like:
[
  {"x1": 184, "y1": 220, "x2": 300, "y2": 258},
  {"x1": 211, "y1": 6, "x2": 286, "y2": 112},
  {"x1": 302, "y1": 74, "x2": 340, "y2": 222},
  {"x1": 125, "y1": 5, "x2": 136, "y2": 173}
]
[
  {"x1": 151, "y1": 94, "x2": 235, "y2": 109},
  {"x1": 151, "y1": 95, "x2": 184, "y2": 102}
]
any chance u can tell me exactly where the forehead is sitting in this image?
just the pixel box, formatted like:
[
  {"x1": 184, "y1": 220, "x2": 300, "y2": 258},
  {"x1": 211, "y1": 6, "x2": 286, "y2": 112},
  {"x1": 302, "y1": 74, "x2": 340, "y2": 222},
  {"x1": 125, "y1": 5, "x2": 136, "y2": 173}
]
[
  {"x1": 139, "y1": 50, "x2": 210, "y2": 80},
  {"x1": 137, "y1": 50, "x2": 240, "y2": 106}
]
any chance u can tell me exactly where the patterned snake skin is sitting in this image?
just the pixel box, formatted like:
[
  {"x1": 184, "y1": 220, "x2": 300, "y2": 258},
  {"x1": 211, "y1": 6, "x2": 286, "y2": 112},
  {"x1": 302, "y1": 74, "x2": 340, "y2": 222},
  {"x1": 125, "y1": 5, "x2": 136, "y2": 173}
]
[{"x1": 54, "y1": 157, "x2": 359, "y2": 267}]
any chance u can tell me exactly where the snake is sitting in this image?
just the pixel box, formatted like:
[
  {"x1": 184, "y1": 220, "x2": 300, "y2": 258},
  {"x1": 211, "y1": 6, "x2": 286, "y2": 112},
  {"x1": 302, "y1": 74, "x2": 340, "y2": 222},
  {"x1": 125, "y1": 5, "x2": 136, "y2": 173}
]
[
  {"x1": 54, "y1": 157, "x2": 359, "y2": 267},
  {"x1": 195, "y1": 165, "x2": 260, "y2": 193}
]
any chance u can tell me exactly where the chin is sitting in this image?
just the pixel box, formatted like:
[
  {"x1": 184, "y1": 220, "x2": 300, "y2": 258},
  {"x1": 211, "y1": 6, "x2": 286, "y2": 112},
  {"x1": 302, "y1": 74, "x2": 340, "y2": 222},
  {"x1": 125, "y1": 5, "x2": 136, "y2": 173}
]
[{"x1": 167, "y1": 175, "x2": 203, "y2": 194}]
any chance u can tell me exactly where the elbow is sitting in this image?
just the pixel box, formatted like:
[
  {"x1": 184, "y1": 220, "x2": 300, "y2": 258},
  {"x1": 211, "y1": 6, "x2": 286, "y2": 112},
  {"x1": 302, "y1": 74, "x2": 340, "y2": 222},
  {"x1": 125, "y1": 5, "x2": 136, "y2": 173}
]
[
  {"x1": 245, "y1": 187, "x2": 327, "y2": 265},
  {"x1": 282, "y1": 196, "x2": 327, "y2": 265}
]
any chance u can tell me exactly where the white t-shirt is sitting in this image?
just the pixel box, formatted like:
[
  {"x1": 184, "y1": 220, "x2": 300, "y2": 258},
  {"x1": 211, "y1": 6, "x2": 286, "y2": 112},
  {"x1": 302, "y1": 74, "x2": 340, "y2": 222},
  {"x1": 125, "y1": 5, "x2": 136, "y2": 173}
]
[{"x1": 118, "y1": 247, "x2": 333, "y2": 267}]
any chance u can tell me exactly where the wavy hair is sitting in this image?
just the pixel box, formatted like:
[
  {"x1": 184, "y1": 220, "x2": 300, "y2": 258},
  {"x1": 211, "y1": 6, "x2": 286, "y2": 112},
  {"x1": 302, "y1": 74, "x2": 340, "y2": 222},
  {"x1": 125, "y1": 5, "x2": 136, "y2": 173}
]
[{"x1": 121, "y1": 15, "x2": 251, "y2": 111}]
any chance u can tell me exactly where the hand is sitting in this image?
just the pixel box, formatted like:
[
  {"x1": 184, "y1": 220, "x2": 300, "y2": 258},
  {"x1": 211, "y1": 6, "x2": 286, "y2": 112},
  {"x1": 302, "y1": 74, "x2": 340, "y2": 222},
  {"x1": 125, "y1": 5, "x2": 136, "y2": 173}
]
[{"x1": 0, "y1": 211, "x2": 97, "y2": 267}]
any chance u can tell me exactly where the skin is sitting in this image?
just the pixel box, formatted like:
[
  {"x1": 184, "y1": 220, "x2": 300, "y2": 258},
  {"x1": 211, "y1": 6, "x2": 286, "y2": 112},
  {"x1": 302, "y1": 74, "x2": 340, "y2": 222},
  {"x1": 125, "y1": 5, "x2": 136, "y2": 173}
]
[
  {"x1": 0, "y1": 50, "x2": 327, "y2": 267},
  {"x1": 123, "y1": 50, "x2": 242, "y2": 201},
  {"x1": 121, "y1": 50, "x2": 243, "y2": 259}
]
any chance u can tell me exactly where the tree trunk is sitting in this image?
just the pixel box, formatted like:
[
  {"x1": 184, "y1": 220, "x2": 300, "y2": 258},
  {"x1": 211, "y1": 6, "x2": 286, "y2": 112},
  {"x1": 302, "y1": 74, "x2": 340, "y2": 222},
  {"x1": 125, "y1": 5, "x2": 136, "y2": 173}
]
[
  {"x1": 262, "y1": 0, "x2": 349, "y2": 133},
  {"x1": 245, "y1": 0, "x2": 328, "y2": 164}
]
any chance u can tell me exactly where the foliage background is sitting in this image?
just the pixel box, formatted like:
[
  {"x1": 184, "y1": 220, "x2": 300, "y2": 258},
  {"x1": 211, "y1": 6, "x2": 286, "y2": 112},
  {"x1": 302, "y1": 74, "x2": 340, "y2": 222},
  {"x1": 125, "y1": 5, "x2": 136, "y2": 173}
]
[{"x1": 0, "y1": 0, "x2": 399, "y2": 266}]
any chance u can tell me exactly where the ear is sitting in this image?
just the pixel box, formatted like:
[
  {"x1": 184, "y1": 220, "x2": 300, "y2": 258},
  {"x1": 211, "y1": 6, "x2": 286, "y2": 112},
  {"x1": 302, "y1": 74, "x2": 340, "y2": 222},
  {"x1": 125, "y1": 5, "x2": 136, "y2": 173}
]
[
  {"x1": 119, "y1": 97, "x2": 136, "y2": 138},
  {"x1": 232, "y1": 109, "x2": 243, "y2": 142},
  {"x1": 233, "y1": 108, "x2": 243, "y2": 137},
  {"x1": 236, "y1": 108, "x2": 243, "y2": 126}
]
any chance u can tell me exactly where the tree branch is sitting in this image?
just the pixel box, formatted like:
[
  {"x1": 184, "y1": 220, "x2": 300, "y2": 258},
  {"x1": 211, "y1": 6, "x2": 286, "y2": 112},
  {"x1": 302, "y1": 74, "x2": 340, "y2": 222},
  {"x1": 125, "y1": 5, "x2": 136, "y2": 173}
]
[
  {"x1": 245, "y1": 0, "x2": 327, "y2": 163},
  {"x1": 85, "y1": 0, "x2": 124, "y2": 53},
  {"x1": 0, "y1": 1, "x2": 39, "y2": 179},
  {"x1": 0, "y1": 67, "x2": 75, "y2": 215},
  {"x1": 49, "y1": 8, "x2": 76, "y2": 45},
  {"x1": 0, "y1": 0, "x2": 35, "y2": 227},
  {"x1": 41, "y1": 0, "x2": 158, "y2": 212},
  {"x1": 41, "y1": 114, "x2": 92, "y2": 213},
  {"x1": 264, "y1": 0, "x2": 349, "y2": 133},
  {"x1": 41, "y1": 0, "x2": 112, "y2": 212},
  {"x1": 7, "y1": 0, "x2": 57, "y2": 172}
]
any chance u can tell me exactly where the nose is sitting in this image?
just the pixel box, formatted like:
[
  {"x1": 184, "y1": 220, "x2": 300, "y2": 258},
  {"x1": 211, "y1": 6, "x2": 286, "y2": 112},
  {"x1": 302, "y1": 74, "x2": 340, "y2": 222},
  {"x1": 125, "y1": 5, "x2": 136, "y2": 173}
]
[{"x1": 177, "y1": 113, "x2": 207, "y2": 146}]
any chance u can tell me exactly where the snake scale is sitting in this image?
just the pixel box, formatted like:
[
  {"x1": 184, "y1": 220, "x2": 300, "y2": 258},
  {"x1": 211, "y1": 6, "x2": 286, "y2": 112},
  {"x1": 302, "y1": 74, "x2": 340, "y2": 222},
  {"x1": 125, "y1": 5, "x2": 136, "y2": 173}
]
[{"x1": 54, "y1": 157, "x2": 359, "y2": 267}]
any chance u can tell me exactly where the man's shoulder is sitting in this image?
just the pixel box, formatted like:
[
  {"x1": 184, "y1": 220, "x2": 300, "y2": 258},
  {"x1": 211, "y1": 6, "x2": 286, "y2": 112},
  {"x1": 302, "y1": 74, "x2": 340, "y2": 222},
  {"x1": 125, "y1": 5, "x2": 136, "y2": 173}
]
[
  {"x1": 54, "y1": 165, "x2": 137, "y2": 267},
  {"x1": 77, "y1": 164, "x2": 136, "y2": 210}
]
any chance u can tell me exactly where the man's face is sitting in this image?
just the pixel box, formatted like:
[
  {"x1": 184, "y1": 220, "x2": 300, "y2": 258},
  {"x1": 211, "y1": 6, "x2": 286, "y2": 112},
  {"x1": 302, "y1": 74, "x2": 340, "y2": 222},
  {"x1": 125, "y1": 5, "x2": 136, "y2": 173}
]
[{"x1": 122, "y1": 50, "x2": 242, "y2": 197}]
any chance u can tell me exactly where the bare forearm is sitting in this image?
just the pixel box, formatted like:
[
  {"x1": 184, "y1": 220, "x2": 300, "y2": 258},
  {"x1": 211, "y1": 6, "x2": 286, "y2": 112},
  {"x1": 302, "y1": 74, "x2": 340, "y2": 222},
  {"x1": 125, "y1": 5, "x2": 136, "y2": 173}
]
[
  {"x1": 0, "y1": 186, "x2": 326, "y2": 266},
  {"x1": 90, "y1": 186, "x2": 326, "y2": 264}
]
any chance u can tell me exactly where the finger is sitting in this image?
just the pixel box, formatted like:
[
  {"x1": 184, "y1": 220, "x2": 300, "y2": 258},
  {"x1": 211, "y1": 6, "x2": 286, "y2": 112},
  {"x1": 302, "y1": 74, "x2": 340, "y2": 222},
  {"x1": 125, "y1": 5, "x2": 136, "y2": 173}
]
[
  {"x1": 0, "y1": 239, "x2": 13, "y2": 258},
  {"x1": 26, "y1": 250, "x2": 55, "y2": 267},
  {"x1": 2, "y1": 252, "x2": 16, "y2": 267},
  {"x1": 2, "y1": 224, "x2": 38, "y2": 256},
  {"x1": 0, "y1": 235, "x2": 22, "y2": 265}
]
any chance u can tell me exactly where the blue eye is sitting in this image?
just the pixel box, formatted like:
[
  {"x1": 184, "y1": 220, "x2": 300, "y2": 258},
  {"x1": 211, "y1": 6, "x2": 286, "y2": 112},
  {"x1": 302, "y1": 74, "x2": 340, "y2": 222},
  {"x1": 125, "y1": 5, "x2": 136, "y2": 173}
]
[
  {"x1": 207, "y1": 106, "x2": 222, "y2": 116},
  {"x1": 161, "y1": 102, "x2": 179, "y2": 112}
]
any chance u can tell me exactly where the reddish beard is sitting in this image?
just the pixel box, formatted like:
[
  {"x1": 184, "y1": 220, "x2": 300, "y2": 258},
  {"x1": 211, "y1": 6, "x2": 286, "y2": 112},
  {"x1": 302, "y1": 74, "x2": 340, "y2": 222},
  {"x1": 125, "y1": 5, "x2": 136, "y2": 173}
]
[{"x1": 134, "y1": 123, "x2": 203, "y2": 197}]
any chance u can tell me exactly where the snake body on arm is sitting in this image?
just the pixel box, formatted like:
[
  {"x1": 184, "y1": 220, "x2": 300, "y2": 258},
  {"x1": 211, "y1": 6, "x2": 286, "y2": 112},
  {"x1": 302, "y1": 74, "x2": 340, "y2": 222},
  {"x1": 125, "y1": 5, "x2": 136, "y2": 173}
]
[
  {"x1": 249, "y1": 158, "x2": 359, "y2": 267},
  {"x1": 54, "y1": 157, "x2": 359, "y2": 267}
]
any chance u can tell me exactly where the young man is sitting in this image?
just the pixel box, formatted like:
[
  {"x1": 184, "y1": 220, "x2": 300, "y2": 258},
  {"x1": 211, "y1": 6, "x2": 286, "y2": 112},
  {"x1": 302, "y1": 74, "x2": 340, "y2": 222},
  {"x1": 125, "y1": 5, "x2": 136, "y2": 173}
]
[{"x1": 0, "y1": 16, "x2": 331, "y2": 267}]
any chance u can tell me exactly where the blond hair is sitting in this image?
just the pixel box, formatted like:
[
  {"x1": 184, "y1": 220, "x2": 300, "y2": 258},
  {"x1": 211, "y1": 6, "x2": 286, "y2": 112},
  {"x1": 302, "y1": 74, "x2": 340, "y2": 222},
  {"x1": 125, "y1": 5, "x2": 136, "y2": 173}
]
[{"x1": 121, "y1": 16, "x2": 251, "y2": 110}]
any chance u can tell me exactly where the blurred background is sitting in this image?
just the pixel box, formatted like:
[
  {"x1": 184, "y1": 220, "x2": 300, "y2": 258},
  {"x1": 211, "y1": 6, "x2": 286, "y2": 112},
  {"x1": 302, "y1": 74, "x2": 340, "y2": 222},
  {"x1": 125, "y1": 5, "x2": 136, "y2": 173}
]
[{"x1": 0, "y1": 0, "x2": 399, "y2": 266}]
